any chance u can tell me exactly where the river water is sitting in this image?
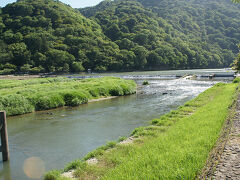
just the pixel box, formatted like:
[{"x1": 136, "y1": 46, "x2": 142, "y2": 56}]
[{"x1": 0, "y1": 69, "x2": 234, "y2": 180}]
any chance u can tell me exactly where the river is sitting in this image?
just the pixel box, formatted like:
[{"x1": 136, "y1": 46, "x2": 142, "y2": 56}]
[{"x1": 0, "y1": 69, "x2": 234, "y2": 180}]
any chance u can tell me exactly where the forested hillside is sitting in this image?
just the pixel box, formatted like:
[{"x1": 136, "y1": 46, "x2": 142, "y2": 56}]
[
  {"x1": 0, "y1": 0, "x2": 122, "y2": 74},
  {"x1": 0, "y1": 0, "x2": 239, "y2": 74},
  {"x1": 80, "y1": 0, "x2": 240, "y2": 70},
  {"x1": 138, "y1": 0, "x2": 240, "y2": 59}
]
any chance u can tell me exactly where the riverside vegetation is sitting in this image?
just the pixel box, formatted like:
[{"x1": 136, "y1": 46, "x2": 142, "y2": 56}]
[
  {"x1": 44, "y1": 78, "x2": 240, "y2": 180},
  {"x1": 0, "y1": 77, "x2": 136, "y2": 116}
]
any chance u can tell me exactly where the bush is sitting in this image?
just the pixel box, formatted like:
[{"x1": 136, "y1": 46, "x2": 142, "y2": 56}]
[
  {"x1": 0, "y1": 95, "x2": 34, "y2": 116},
  {"x1": 233, "y1": 77, "x2": 240, "y2": 83},
  {"x1": 142, "y1": 81, "x2": 149, "y2": 85},
  {"x1": 62, "y1": 92, "x2": 88, "y2": 106},
  {"x1": 64, "y1": 160, "x2": 83, "y2": 172},
  {"x1": 33, "y1": 94, "x2": 65, "y2": 111},
  {"x1": 0, "y1": 68, "x2": 15, "y2": 75},
  {"x1": 44, "y1": 170, "x2": 61, "y2": 180},
  {"x1": 88, "y1": 89, "x2": 99, "y2": 97},
  {"x1": 109, "y1": 86, "x2": 124, "y2": 96},
  {"x1": 96, "y1": 87, "x2": 109, "y2": 96},
  {"x1": 120, "y1": 84, "x2": 135, "y2": 95},
  {"x1": 72, "y1": 62, "x2": 85, "y2": 72}
]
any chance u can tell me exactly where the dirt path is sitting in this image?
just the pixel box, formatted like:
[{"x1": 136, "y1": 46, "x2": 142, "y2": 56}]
[{"x1": 212, "y1": 97, "x2": 240, "y2": 179}]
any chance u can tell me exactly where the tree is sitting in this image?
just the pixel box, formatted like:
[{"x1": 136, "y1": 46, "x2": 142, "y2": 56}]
[
  {"x1": 105, "y1": 24, "x2": 121, "y2": 41},
  {"x1": 20, "y1": 64, "x2": 32, "y2": 73},
  {"x1": 46, "y1": 49, "x2": 75, "y2": 72},
  {"x1": 132, "y1": 46, "x2": 147, "y2": 69},
  {"x1": 7, "y1": 43, "x2": 31, "y2": 66},
  {"x1": 232, "y1": 0, "x2": 240, "y2": 70},
  {"x1": 71, "y1": 62, "x2": 85, "y2": 72},
  {"x1": 147, "y1": 51, "x2": 162, "y2": 69}
]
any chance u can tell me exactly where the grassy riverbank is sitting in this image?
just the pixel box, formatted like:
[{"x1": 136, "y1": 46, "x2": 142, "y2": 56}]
[
  {"x1": 45, "y1": 79, "x2": 239, "y2": 180},
  {"x1": 0, "y1": 77, "x2": 136, "y2": 116}
]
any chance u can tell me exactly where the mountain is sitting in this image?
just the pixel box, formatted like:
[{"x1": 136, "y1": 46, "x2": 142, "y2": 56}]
[
  {"x1": 0, "y1": 0, "x2": 122, "y2": 74},
  {"x1": 138, "y1": 0, "x2": 240, "y2": 54},
  {"x1": 0, "y1": 0, "x2": 239, "y2": 74},
  {"x1": 80, "y1": 0, "x2": 240, "y2": 70}
]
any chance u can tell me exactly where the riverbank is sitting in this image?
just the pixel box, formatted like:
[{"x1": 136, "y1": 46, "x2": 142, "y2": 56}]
[
  {"x1": 199, "y1": 90, "x2": 240, "y2": 179},
  {"x1": 211, "y1": 95, "x2": 240, "y2": 179},
  {"x1": 0, "y1": 77, "x2": 136, "y2": 116},
  {"x1": 44, "y1": 78, "x2": 239, "y2": 180}
]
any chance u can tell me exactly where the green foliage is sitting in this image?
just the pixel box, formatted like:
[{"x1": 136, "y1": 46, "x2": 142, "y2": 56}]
[
  {"x1": 0, "y1": 68, "x2": 15, "y2": 75},
  {"x1": 142, "y1": 81, "x2": 149, "y2": 85},
  {"x1": 118, "y1": 136, "x2": 127, "y2": 142},
  {"x1": 33, "y1": 94, "x2": 65, "y2": 111},
  {"x1": 64, "y1": 160, "x2": 84, "y2": 172},
  {"x1": 0, "y1": 77, "x2": 136, "y2": 116},
  {"x1": 71, "y1": 62, "x2": 85, "y2": 72},
  {"x1": 0, "y1": 94, "x2": 34, "y2": 116},
  {"x1": 44, "y1": 170, "x2": 62, "y2": 180},
  {"x1": 0, "y1": 0, "x2": 239, "y2": 73},
  {"x1": 81, "y1": 0, "x2": 240, "y2": 70},
  {"x1": 233, "y1": 0, "x2": 240, "y2": 3},
  {"x1": 62, "y1": 91, "x2": 88, "y2": 106},
  {"x1": 84, "y1": 141, "x2": 117, "y2": 160},
  {"x1": 233, "y1": 77, "x2": 240, "y2": 83},
  {"x1": 232, "y1": 45, "x2": 240, "y2": 71},
  {"x1": 0, "y1": 0, "x2": 122, "y2": 73}
]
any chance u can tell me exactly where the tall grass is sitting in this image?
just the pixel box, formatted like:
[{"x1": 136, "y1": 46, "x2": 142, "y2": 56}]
[
  {"x1": 0, "y1": 77, "x2": 136, "y2": 116},
  {"x1": 45, "y1": 81, "x2": 238, "y2": 180}
]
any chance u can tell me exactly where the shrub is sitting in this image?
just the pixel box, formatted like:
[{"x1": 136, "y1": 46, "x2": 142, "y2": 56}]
[
  {"x1": 72, "y1": 62, "x2": 85, "y2": 72},
  {"x1": 33, "y1": 94, "x2": 65, "y2": 111},
  {"x1": 151, "y1": 118, "x2": 159, "y2": 125},
  {"x1": 64, "y1": 160, "x2": 83, "y2": 172},
  {"x1": 233, "y1": 77, "x2": 240, "y2": 83},
  {"x1": 88, "y1": 89, "x2": 99, "y2": 97},
  {"x1": 96, "y1": 87, "x2": 109, "y2": 96},
  {"x1": 142, "y1": 81, "x2": 149, "y2": 85},
  {"x1": 120, "y1": 84, "x2": 134, "y2": 95},
  {"x1": 109, "y1": 86, "x2": 124, "y2": 96},
  {"x1": 0, "y1": 95, "x2": 34, "y2": 116},
  {"x1": 44, "y1": 170, "x2": 61, "y2": 180},
  {"x1": 62, "y1": 92, "x2": 88, "y2": 106},
  {"x1": 0, "y1": 68, "x2": 15, "y2": 75}
]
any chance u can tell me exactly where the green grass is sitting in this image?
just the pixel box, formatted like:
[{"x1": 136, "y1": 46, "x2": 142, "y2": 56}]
[
  {"x1": 101, "y1": 83, "x2": 237, "y2": 180},
  {"x1": 45, "y1": 81, "x2": 238, "y2": 180},
  {"x1": 0, "y1": 77, "x2": 136, "y2": 116}
]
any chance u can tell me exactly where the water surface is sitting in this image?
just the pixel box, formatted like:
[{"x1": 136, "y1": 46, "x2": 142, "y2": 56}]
[{"x1": 0, "y1": 69, "x2": 233, "y2": 180}]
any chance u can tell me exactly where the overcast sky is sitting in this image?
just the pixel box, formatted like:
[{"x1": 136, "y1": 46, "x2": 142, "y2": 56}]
[{"x1": 0, "y1": 0, "x2": 104, "y2": 8}]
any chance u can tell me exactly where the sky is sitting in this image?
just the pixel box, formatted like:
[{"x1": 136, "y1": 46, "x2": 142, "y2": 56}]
[{"x1": 0, "y1": 0, "x2": 104, "y2": 8}]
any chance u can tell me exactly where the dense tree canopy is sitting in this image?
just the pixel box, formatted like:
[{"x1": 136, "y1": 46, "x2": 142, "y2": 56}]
[
  {"x1": 231, "y1": 0, "x2": 240, "y2": 71},
  {"x1": 0, "y1": 0, "x2": 122, "y2": 74},
  {"x1": 80, "y1": 0, "x2": 240, "y2": 71},
  {"x1": 0, "y1": 0, "x2": 239, "y2": 74}
]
